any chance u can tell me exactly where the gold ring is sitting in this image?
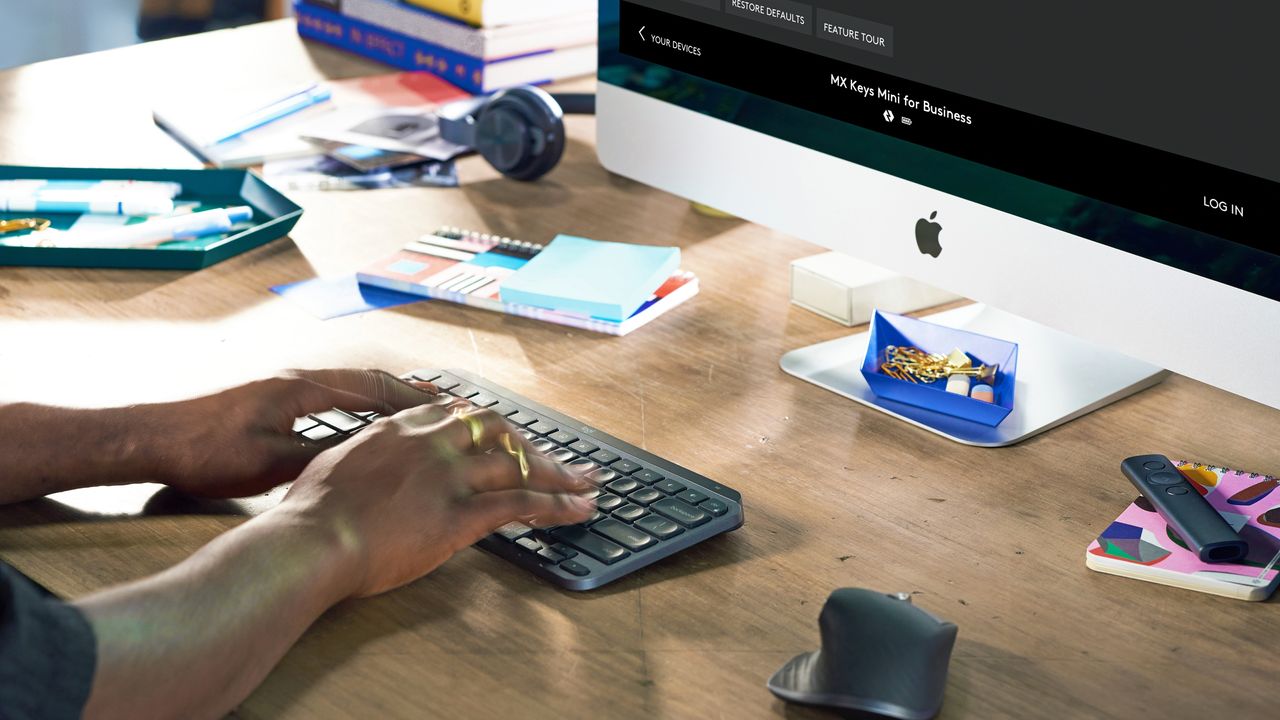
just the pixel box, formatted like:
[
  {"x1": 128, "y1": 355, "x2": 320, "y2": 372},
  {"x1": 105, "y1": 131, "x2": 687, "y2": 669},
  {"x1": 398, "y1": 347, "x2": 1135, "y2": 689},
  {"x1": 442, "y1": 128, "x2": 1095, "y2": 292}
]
[
  {"x1": 500, "y1": 433, "x2": 531, "y2": 488},
  {"x1": 452, "y1": 411, "x2": 486, "y2": 450}
]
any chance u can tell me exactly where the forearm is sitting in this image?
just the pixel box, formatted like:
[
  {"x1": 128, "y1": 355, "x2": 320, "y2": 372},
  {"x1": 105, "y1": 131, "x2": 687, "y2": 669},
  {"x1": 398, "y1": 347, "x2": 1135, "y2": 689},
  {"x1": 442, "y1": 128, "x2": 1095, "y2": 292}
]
[
  {"x1": 76, "y1": 506, "x2": 359, "y2": 720},
  {"x1": 0, "y1": 403, "x2": 162, "y2": 504}
]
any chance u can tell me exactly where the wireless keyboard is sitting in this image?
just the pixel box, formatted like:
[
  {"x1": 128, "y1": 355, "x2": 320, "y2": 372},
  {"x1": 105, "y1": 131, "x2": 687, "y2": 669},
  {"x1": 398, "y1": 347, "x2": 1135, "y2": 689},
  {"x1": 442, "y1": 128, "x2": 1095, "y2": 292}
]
[{"x1": 291, "y1": 369, "x2": 745, "y2": 590}]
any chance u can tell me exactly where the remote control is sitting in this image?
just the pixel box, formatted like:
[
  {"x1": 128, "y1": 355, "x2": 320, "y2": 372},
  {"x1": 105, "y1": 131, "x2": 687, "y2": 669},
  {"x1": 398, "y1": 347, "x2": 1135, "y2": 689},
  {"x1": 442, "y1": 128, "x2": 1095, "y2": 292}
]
[{"x1": 1121, "y1": 454, "x2": 1248, "y2": 563}]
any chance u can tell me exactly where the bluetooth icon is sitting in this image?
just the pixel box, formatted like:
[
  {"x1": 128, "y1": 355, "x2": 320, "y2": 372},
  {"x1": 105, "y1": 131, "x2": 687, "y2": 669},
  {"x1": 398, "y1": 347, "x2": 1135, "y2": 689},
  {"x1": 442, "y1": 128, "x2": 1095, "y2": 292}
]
[{"x1": 883, "y1": 109, "x2": 895, "y2": 122}]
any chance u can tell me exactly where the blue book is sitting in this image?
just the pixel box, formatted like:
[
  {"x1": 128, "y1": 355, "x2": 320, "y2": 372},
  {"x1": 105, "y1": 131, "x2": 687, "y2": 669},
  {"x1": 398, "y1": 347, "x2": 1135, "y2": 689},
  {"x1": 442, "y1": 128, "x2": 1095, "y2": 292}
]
[
  {"x1": 294, "y1": 2, "x2": 596, "y2": 94},
  {"x1": 498, "y1": 235, "x2": 681, "y2": 322}
]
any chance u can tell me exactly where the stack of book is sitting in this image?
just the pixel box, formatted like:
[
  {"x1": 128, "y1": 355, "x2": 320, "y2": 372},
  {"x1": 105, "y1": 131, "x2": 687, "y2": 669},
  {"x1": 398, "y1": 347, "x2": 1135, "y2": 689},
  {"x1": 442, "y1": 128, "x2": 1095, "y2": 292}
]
[{"x1": 294, "y1": 0, "x2": 597, "y2": 94}]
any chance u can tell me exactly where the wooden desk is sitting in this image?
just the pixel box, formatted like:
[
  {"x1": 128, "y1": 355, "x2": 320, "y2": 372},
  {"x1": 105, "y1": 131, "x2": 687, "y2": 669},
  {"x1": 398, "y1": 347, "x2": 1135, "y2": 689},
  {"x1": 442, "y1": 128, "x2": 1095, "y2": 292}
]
[{"x1": 1, "y1": 20, "x2": 1277, "y2": 720}]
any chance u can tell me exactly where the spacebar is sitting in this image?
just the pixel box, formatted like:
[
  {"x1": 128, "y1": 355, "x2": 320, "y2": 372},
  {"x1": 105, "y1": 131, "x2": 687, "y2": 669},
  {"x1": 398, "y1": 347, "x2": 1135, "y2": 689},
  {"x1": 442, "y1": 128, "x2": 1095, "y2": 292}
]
[{"x1": 550, "y1": 526, "x2": 629, "y2": 565}]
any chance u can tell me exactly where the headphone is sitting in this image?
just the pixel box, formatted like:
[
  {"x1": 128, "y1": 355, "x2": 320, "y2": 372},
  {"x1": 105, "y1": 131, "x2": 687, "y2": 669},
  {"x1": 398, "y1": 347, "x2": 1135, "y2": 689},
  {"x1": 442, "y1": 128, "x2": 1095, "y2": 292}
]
[{"x1": 436, "y1": 86, "x2": 596, "y2": 182}]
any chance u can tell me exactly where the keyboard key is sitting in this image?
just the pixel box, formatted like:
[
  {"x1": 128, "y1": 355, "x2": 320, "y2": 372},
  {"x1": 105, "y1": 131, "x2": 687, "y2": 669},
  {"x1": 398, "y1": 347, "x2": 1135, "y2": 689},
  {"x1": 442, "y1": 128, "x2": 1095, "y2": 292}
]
[
  {"x1": 633, "y1": 469, "x2": 664, "y2": 484},
  {"x1": 537, "y1": 546, "x2": 568, "y2": 563},
  {"x1": 517, "y1": 429, "x2": 537, "y2": 442},
  {"x1": 528, "y1": 421, "x2": 558, "y2": 435},
  {"x1": 515, "y1": 537, "x2": 543, "y2": 553},
  {"x1": 592, "y1": 519, "x2": 657, "y2": 552},
  {"x1": 700, "y1": 499, "x2": 729, "y2": 516},
  {"x1": 635, "y1": 514, "x2": 683, "y2": 540},
  {"x1": 550, "y1": 526, "x2": 629, "y2": 564},
  {"x1": 628, "y1": 488, "x2": 664, "y2": 506},
  {"x1": 507, "y1": 412, "x2": 538, "y2": 427},
  {"x1": 611, "y1": 459, "x2": 642, "y2": 475},
  {"x1": 531, "y1": 438, "x2": 557, "y2": 453},
  {"x1": 612, "y1": 504, "x2": 646, "y2": 522},
  {"x1": 450, "y1": 383, "x2": 480, "y2": 399},
  {"x1": 652, "y1": 497, "x2": 711, "y2": 528},
  {"x1": 301, "y1": 424, "x2": 338, "y2": 442},
  {"x1": 311, "y1": 409, "x2": 365, "y2": 433},
  {"x1": 595, "y1": 493, "x2": 625, "y2": 511},
  {"x1": 432, "y1": 378, "x2": 461, "y2": 391},
  {"x1": 548, "y1": 430, "x2": 578, "y2": 445},
  {"x1": 292, "y1": 416, "x2": 318, "y2": 433},
  {"x1": 654, "y1": 479, "x2": 686, "y2": 495},
  {"x1": 567, "y1": 458, "x2": 598, "y2": 474},
  {"x1": 490, "y1": 402, "x2": 519, "y2": 417},
  {"x1": 495, "y1": 523, "x2": 532, "y2": 540},
  {"x1": 569, "y1": 440, "x2": 598, "y2": 455},
  {"x1": 577, "y1": 487, "x2": 601, "y2": 499},
  {"x1": 588, "y1": 469, "x2": 619, "y2": 486},
  {"x1": 550, "y1": 543, "x2": 578, "y2": 559},
  {"x1": 469, "y1": 393, "x2": 499, "y2": 408},
  {"x1": 605, "y1": 478, "x2": 641, "y2": 495},
  {"x1": 560, "y1": 560, "x2": 590, "y2": 576},
  {"x1": 585, "y1": 510, "x2": 607, "y2": 525},
  {"x1": 589, "y1": 449, "x2": 621, "y2": 465},
  {"x1": 548, "y1": 448, "x2": 577, "y2": 464},
  {"x1": 411, "y1": 372, "x2": 443, "y2": 383},
  {"x1": 677, "y1": 489, "x2": 709, "y2": 505}
]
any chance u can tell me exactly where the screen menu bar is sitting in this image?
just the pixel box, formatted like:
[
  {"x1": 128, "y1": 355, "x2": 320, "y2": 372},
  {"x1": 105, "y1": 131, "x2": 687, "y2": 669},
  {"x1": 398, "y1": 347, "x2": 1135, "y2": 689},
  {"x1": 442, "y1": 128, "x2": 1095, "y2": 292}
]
[{"x1": 618, "y1": 0, "x2": 1273, "y2": 251}]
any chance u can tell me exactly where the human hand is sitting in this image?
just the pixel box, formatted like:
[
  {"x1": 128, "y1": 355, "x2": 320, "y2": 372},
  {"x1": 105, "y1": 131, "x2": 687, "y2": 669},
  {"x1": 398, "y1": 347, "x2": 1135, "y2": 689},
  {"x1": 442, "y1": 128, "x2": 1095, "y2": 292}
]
[
  {"x1": 278, "y1": 399, "x2": 597, "y2": 598},
  {"x1": 140, "y1": 369, "x2": 438, "y2": 498}
]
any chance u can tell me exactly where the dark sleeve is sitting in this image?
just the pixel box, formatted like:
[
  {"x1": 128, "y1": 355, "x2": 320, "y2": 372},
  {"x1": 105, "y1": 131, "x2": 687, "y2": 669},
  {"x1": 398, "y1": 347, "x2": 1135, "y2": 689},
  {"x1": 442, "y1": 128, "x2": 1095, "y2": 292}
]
[{"x1": 0, "y1": 561, "x2": 97, "y2": 720}]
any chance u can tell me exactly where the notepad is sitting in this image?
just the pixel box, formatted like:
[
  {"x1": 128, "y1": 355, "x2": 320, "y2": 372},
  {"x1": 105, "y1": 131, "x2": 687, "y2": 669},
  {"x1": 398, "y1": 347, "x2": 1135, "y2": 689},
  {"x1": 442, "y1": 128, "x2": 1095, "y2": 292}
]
[{"x1": 497, "y1": 235, "x2": 680, "y2": 322}]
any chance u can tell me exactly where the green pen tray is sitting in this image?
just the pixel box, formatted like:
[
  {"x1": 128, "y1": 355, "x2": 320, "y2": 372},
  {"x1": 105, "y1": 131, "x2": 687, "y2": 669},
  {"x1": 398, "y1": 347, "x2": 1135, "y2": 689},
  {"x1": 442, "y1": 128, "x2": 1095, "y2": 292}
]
[{"x1": 0, "y1": 166, "x2": 302, "y2": 270}]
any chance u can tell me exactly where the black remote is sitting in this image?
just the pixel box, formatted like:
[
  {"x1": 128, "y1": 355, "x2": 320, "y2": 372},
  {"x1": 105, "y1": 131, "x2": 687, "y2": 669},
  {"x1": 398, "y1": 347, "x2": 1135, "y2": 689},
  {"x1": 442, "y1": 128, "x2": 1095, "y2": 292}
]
[{"x1": 1121, "y1": 454, "x2": 1248, "y2": 563}]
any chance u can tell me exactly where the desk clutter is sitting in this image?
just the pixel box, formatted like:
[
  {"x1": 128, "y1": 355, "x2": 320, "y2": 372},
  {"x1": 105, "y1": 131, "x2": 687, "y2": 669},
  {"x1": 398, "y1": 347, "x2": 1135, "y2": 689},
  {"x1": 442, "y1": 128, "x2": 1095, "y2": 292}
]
[
  {"x1": 1087, "y1": 459, "x2": 1280, "y2": 601},
  {"x1": 862, "y1": 310, "x2": 1018, "y2": 427},
  {"x1": 0, "y1": 168, "x2": 300, "y2": 269},
  {"x1": 155, "y1": 70, "x2": 470, "y2": 175},
  {"x1": 357, "y1": 227, "x2": 697, "y2": 335}
]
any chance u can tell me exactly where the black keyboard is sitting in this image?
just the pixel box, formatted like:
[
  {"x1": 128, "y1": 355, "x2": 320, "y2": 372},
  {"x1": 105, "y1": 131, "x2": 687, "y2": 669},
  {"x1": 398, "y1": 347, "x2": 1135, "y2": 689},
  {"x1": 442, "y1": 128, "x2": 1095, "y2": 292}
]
[{"x1": 291, "y1": 369, "x2": 745, "y2": 590}]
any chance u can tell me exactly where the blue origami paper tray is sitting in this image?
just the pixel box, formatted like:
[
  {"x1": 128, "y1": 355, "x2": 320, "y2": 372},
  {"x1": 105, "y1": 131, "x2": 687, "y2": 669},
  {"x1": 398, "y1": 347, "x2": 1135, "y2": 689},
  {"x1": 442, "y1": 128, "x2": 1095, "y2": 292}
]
[{"x1": 860, "y1": 310, "x2": 1019, "y2": 426}]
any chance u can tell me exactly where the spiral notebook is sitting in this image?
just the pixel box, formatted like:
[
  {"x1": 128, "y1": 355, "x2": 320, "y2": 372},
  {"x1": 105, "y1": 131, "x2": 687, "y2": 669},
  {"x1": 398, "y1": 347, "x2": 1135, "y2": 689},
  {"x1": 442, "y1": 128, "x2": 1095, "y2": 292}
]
[
  {"x1": 1085, "y1": 461, "x2": 1280, "y2": 600},
  {"x1": 356, "y1": 227, "x2": 698, "y2": 336}
]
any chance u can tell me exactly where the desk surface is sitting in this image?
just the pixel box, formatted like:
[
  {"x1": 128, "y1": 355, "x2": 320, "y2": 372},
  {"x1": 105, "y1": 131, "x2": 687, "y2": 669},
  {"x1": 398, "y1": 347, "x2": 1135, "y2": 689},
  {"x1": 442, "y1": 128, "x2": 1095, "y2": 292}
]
[{"x1": 1, "y1": 20, "x2": 1277, "y2": 720}]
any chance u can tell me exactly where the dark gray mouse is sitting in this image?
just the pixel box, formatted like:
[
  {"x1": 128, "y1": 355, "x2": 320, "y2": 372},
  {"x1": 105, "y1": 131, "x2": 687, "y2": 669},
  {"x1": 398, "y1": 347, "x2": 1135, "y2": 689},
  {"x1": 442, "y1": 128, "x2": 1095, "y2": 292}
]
[{"x1": 767, "y1": 588, "x2": 958, "y2": 719}]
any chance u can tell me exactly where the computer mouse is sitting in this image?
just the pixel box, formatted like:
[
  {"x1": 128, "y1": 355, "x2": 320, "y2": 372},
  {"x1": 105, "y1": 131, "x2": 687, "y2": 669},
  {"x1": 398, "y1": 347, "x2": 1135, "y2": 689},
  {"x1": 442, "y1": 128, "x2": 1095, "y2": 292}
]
[{"x1": 767, "y1": 588, "x2": 958, "y2": 720}]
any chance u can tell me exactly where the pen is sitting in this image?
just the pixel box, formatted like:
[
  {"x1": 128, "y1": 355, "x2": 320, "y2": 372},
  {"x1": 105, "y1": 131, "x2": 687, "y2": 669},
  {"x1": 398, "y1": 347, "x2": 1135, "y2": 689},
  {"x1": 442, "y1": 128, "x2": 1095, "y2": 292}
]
[{"x1": 211, "y1": 84, "x2": 333, "y2": 145}]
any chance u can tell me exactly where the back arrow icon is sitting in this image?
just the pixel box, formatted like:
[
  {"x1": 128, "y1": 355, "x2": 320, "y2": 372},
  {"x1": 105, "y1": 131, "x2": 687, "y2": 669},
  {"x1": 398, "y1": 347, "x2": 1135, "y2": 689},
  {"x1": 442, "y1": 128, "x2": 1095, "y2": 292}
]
[{"x1": 639, "y1": 25, "x2": 646, "y2": 41}]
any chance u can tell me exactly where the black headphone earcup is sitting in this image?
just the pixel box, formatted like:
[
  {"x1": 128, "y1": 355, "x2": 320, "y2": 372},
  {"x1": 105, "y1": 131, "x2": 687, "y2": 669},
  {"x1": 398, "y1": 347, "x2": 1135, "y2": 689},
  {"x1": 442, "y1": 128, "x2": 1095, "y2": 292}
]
[{"x1": 473, "y1": 86, "x2": 566, "y2": 182}]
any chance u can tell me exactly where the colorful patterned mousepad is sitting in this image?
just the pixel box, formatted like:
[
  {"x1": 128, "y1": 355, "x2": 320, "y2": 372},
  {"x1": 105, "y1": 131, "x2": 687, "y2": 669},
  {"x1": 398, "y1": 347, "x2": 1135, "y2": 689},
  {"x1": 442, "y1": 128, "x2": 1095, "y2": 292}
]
[{"x1": 1086, "y1": 462, "x2": 1280, "y2": 599}]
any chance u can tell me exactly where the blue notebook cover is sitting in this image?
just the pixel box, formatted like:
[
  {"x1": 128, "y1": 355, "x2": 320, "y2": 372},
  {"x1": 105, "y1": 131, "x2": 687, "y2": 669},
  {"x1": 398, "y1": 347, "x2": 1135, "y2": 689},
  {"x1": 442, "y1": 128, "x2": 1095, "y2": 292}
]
[
  {"x1": 498, "y1": 235, "x2": 680, "y2": 322},
  {"x1": 295, "y1": 2, "x2": 486, "y2": 93}
]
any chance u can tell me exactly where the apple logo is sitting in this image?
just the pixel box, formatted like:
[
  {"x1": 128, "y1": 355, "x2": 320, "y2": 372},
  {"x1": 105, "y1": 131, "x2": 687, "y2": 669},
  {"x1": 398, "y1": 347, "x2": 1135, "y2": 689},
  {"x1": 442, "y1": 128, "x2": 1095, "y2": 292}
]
[{"x1": 915, "y1": 211, "x2": 943, "y2": 257}]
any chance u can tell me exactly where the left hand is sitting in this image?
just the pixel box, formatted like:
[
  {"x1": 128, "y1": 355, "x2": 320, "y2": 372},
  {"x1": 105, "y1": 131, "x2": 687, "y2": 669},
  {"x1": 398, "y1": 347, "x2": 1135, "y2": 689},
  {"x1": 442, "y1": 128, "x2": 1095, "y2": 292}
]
[{"x1": 137, "y1": 369, "x2": 437, "y2": 498}]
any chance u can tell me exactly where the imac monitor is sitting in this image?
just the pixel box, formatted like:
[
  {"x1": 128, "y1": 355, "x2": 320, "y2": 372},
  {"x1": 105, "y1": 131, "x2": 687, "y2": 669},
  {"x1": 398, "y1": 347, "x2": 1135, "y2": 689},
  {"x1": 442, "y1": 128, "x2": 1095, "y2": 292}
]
[{"x1": 596, "y1": 0, "x2": 1280, "y2": 445}]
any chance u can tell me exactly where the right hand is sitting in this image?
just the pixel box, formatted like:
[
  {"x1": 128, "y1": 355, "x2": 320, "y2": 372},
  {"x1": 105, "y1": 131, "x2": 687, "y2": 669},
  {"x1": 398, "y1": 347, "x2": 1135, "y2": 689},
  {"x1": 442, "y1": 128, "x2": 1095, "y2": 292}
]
[{"x1": 279, "y1": 397, "x2": 597, "y2": 598}]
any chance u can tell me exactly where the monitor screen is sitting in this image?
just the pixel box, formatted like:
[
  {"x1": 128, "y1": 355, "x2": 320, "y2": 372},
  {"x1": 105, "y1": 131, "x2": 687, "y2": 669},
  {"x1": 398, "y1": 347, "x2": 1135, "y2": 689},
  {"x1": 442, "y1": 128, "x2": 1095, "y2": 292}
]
[{"x1": 599, "y1": 0, "x2": 1280, "y2": 301}]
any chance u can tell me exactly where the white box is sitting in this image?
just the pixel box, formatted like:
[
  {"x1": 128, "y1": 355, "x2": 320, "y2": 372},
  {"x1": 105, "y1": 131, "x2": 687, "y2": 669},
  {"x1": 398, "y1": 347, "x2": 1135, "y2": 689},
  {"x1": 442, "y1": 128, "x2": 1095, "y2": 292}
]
[{"x1": 790, "y1": 251, "x2": 961, "y2": 326}]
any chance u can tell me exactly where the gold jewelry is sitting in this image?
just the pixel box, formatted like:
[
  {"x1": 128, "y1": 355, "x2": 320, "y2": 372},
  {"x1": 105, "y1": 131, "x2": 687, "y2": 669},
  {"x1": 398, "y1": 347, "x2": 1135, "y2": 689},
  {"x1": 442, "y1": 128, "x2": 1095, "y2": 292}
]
[
  {"x1": 452, "y1": 410, "x2": 486, "y2": 450},
  {"x1": 499, "y1": 433, "x2": 531, "y2": 488}
]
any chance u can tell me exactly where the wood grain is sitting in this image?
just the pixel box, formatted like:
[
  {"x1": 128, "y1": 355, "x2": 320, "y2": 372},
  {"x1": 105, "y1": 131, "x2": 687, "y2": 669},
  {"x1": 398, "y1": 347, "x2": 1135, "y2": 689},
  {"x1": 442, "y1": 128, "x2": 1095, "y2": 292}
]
[{"x1": 1, "y1": 21, "x2": 1277, "y2": 720}]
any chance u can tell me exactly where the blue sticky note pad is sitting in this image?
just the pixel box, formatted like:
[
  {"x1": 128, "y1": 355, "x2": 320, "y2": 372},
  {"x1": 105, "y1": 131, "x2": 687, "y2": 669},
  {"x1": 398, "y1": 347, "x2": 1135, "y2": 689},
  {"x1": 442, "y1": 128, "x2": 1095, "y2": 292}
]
[
  {"x1": 498, "y1": 235, "x2": 680, "y2": 321},
  {"x1": 270, "y1": 274, "x2": 425, "y2": 319}
]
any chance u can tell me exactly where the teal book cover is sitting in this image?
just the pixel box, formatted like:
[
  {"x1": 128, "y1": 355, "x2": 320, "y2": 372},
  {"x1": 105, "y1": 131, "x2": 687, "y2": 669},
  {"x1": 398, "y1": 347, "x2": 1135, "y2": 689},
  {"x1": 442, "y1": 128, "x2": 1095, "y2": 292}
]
[{"x1": 499, "y1": 235, "x2": 680, "y2": 322}]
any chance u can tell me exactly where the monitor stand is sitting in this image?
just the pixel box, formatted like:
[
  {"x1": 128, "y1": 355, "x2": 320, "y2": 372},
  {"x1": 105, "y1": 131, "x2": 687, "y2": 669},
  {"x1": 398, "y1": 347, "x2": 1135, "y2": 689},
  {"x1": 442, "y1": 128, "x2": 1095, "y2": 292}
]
[{"x1": 779, "y1": 303, "x2": 1168, "y2": 447}]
